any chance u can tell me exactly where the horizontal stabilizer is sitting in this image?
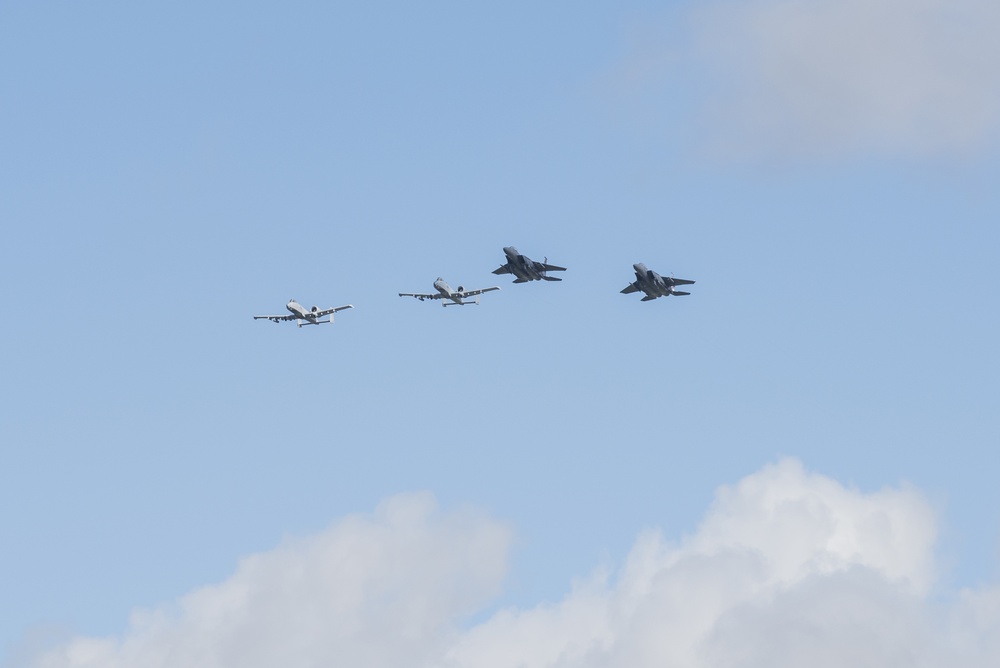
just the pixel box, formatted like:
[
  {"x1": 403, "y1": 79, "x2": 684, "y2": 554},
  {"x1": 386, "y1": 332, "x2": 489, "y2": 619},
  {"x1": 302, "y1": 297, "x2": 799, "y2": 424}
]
[
  {"x1": 541, "y1": 276, "x2": 562, "y2": 281},
  {"x1": 540, "y1": 264, "x2": 567, "y2": 272},
  {"x1": 671, "y1": 278, "x2": 695, "y2": 286},
  {"x1": 513, "y1": 278, "x2": 529, "y2": 283},
  {"x1": 640, "y1": 295, "x2": 658, "y2": 301},
  {"x1": 672, "y1": 291, "x2": 690, "y2": 296}
]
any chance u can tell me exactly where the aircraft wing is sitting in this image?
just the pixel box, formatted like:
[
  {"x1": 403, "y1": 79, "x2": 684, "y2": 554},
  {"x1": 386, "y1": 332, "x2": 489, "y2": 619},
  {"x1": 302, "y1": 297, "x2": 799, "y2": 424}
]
[
  {"x1": 313, "y1": 305, "x2": 354, "y2": 317},
  {"x1": 456, "y1": 286, "x2": 501, "y2": 298},
  {"x1": 254, "y1": 314, "x2": 296, "y2": 322},
  {"x1": 620, "y1": 283, "x2": 640, "y2": 294},
  {"x1": 492, "y1": 264, "x2": 512, "y2": 275},
  {"x1": 398, "y1": 292, "x2": 444, "y2": 300}
]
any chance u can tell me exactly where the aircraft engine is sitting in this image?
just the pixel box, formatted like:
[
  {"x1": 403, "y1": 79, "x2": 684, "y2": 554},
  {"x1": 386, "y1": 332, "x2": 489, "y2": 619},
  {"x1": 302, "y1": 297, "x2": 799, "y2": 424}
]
[
  {"x1": 456, "y1": 286, "x2": 464, "y2": 293},
  {"x1": 311, "y1": 306, "x2": 319, "y2": 313}
]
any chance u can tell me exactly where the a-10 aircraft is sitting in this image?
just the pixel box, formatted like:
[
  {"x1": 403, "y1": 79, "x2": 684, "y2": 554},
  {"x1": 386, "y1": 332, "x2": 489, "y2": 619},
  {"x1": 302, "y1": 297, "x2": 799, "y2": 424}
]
[
  {"x1": 621, "y1": 263, "x2": 695, "y2": 301},
  {"x1": 254, "y1": 299, "x2": 354, "y2": 326},
  {"x1": 398, "y1": 278, "x2": 500, "y2": 307},
  {"x1": 492, "y1": 246, "x2": 567, "y2": 283}
]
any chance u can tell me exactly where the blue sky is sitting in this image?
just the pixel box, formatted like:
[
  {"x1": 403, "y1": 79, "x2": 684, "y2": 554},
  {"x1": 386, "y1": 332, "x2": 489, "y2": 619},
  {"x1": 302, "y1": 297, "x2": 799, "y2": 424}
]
[{"x1": 2, "y1": 2, "x2": 999, "y2": 665}]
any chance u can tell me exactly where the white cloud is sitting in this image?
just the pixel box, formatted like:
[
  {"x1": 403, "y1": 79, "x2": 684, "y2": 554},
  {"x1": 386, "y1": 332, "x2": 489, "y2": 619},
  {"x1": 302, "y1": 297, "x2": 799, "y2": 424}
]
[
  {"x1": 444, "y1": 459, "x2": 944, "y2": 667},
  {"x1": 620, "y1": 0, "x2": 1000, "y2": 160},
  {"x1": 19, "y1": 460, "x2": 1000, "y2": 668},
  {"x1": 25, "y1": 493, "x2": 512, "y2": 668}
]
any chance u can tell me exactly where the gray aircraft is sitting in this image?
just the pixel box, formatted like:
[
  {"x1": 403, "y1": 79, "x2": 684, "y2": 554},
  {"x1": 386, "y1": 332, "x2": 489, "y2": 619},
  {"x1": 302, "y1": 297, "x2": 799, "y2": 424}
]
[
  {"x1": 399, "y1": 278, "x2": 500, "y2": 307},
  {"x1": 492, "y1": 246, "x2": 567, "y2": 283},
  {"x1": 621, "y1": 263, "x2": 695, "y2": 301},
  {"x1": 254, "y1": 299, "x2": 354, "y2": 327}
]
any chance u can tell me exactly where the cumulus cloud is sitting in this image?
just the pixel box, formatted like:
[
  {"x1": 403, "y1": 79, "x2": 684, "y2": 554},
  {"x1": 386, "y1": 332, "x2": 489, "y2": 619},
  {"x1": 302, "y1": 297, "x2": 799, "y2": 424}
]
[
  {"x1": 24, "y1": 493, "x2": 512, "y2": 668},
  {"x1": 19, "y1": 460, "x2": 1000, "y2": 668},
  {"x1": 445, "y1": 459, "x2": 944, "y2": 667},
  {"x1": 620, "y1": 0, "x2": 1000, "y2": 159}
]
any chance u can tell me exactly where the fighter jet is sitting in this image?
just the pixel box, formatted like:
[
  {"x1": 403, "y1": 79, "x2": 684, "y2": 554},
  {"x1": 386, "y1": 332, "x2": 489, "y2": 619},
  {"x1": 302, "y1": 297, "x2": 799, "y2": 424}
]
[
  {"x1": 254, "y1": 299, "x2": 354, "y2": 327},
  {"x1": 399, "y1": 276, "x2": 500, "y2": 306},
  {"x1": 621, "y1": 263, "x2": 695, "y2": 301},
  {"x1": 492, "y1": 246, "x2": 567, "y2": 283},
  {"x1": 399, "y1": 278, "x2": 500, "y2": 307}
]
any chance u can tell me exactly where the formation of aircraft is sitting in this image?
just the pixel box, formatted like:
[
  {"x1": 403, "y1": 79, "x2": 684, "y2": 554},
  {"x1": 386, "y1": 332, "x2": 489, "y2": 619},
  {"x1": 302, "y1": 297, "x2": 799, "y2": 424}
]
[
  {"x1": 492, "y1": 246, "x2": 566, "y2": 283},
  {"x1": 621, "y1": 263, "x2": 695, "y2": 301},
  {"x1": 399, "y1": 278, "x2": 500, "y2": 307},
  {"x1": 253, "y1": 299, "x2": 354, "y2": 327},
  {"x1": 254, "y1": 248, "x2": 695, "y2": 325}
]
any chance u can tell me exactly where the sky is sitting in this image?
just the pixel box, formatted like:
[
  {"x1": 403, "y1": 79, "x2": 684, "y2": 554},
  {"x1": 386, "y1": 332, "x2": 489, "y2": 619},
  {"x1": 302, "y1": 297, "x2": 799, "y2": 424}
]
[{"x1": 2, "y1": 1, "x2": 999, "y2": 666}]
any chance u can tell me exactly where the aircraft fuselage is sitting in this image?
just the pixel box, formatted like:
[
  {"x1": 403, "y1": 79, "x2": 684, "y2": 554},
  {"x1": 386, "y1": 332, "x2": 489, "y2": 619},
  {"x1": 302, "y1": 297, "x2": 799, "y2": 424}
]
[
  {"x1": 433, "y1": 278, "x2": 464, "y2": 305},
  {"x1": 492, "y1": 246, "x2": 566, "y2": 283},
  {"x1": 502, "y1": 246, "x2": 542, "y2": 281},
  {"x1": 286, "y1": 300, "x2": 320, "y2": 323},
  {"x1": 632, "y1": 263, "x2": 681, "y2": 299}
]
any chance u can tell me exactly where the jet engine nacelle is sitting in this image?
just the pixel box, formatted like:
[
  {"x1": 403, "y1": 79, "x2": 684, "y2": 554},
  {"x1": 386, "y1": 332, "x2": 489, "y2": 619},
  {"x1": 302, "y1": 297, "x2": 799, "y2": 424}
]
[
  {"x1": 456, "y1": 286, "x2": 464, "y2": 293},
  {"x1": 311, "y1": 306, "x2": 319, "y2": 313}
]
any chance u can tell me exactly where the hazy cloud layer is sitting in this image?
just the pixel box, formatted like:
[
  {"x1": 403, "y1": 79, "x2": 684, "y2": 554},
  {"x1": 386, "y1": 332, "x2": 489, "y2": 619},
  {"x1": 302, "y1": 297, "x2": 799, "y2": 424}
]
[
  {"x1": 620, "y1": 0, "x2": 1000, "y2": 159},
  {"x1": 23, "y1": 460, "x2": 1000, "y2": 668}
]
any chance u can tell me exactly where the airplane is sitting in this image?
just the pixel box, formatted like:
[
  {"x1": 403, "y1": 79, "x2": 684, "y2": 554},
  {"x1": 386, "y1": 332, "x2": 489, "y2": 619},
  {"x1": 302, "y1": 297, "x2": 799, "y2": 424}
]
[
  {"x1": 398, "y1": 278, "x2": 500, "y2": 307},
  {"x1": 492, "y1": 246, "x2": 567, "y2": 283},
  {"x1": 254, "y1": 299, "x2": 354, "y2": 327},
  {"x1": 621, "y1": 263, "x2": 695, "y2": 301}
]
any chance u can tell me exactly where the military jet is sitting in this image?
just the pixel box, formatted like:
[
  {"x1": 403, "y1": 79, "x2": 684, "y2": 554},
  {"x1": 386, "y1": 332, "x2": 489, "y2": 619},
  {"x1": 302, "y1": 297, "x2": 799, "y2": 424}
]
[
  {"x1": 621, "y1": 263, "x2": 695, "y2": 301},
  {"x1": 492, "y1": 246, "x2": 567, "y2": 283},
  {"x1": 254, "y1": 299, "x2": 354, "y2": 327},
  {"x1": 399, "y1": 278, "x2": 500, "y2": 307}
]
